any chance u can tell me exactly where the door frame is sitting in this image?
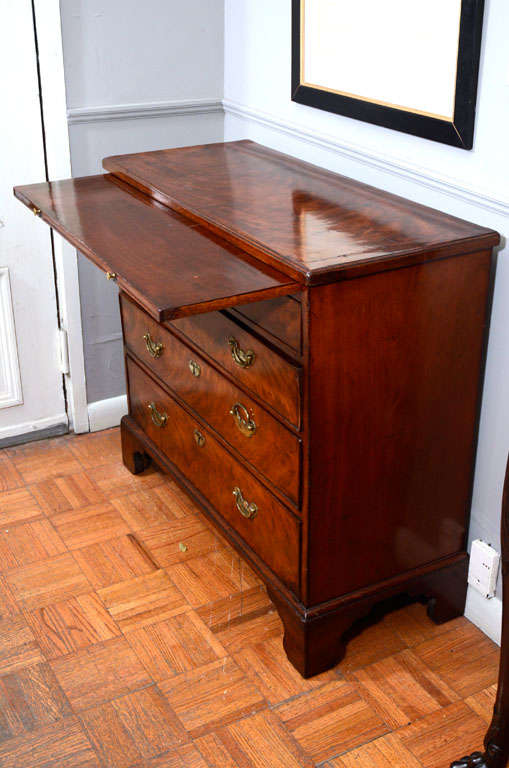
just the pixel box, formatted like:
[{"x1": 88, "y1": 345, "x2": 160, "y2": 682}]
[{"x1": 33, "y1": 0, "x2": 89, "y2": 433}]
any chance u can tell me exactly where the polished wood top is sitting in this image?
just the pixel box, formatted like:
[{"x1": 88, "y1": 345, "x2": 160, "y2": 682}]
[
  {"x1": 104, "y1": 140, "x2": 499, "y2": 284},
  {"x1": 14, "y1": 174, "x2": 297, "y2": 322}
]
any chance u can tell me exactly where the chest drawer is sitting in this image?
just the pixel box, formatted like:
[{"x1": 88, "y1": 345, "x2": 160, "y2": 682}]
[
  {"x1": 168, "y1": 311, "x2": 301, "y2": 428},
  {"x1": 127, "y1": 356, "x2": 300, "y2": 593},
  {"x1": 121, "y1": 295, "x2": 301, "y2": 504},
  {"x1": 227, "y1": 294, "x2": 302, "y2": 354}
]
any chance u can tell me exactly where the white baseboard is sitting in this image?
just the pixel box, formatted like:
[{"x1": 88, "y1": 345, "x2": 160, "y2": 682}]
[
  {"x1": 465, "y1": 585, "x2": 502, "y2": 645},
  {"x1": 0, "y1": 412, "x2": 68, "y2": 443},
  {"x1": 88, "y1": 394, "x2": 127, "y2": 432}
]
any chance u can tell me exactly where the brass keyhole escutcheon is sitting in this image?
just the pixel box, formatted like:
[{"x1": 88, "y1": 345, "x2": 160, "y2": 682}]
[
  {"x1": 193, "y1": 429, "x2": 205, "y2": 447},
  {"x1": 227, "y1": 337, "x2": 255, "y2": 369},
  {"x1": 147, "y1": 402, "x2": 168, "y2": 428},
  {"x1": 144, "y1": 332, "x2": 163, "y2": 359},
  {"x1": 229, "y1": 403, "x2": 256, "y2": 437},
  {"x1": 189, "y1": 360, "x2": 201, "y2": 377},
  {"x1": 233, "y1": 487, "x2": 258, "y2": 520}
]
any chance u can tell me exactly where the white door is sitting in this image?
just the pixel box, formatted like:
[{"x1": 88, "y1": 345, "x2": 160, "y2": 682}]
[{"x1": 0, "y1": 2, "x2": 68, "y2": 444}]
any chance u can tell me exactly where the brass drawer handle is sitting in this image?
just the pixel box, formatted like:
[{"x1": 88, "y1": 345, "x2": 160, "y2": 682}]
[
  {"x1": 233, "y1": 486, "x2": 258, "y2": 520},
  {"x1": 32, "y1": 206, "x2": 41, "y2": 217},
  {"x1": 230, "y1": 403, "x2": 257, "y2": 437},
  {"x1": 193, "y1": 429, "x2": 206, "y2": 447},
  {"x1": 148, "y1": 402, "x2": 167, "y2": 428},
  {"x1": 106, "y1": 272, "x2": 117, "y2": 281},
  {"x1": 228, "y1": 337, "x2": 255, "y2": 369},
  {"x1": 189, "y1": 360, "x2": 201, "y2": 377},
  {"x1": 144, "y1": 332, "x2": 163, "y2": 359}
]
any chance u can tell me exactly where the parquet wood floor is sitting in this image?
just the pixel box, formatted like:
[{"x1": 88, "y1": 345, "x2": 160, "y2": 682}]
[{"x1": 0, "y1": 428, "x2": 499, "y2": 767}]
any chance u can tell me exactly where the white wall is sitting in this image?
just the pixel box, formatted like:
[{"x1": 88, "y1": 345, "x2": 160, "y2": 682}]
[
  {"x1": 60, "y1": 0, "x2": 225, "y2": 405},
  {"x1": 224, "y1": 0, "x2": 509, "y2": 630},
  {"x1": 62, "y1": 0, "x2": 223, "y2": 108},
  {"x1": 224, "y1": 0, "x2": 508, "y2": 200}
]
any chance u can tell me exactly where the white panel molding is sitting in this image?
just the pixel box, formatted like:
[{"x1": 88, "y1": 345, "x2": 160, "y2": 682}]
[
  {"x1": 0, "y1": 268, "x2": 22, "y2": 409},
  {"x1": 67, "y1": 98, "x2": 224, "y2": 125},
  {"x1": 465, "y1": 585, "x2": 502, "y2": 645},
  {"x1": 223, "y1": 99, "x2": 509, "y2": 218},
  {"x1": 88, "y1": 394, "x2": 128, "y2": 433}
]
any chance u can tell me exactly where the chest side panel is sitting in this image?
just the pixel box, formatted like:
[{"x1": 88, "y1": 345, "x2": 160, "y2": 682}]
[{"x1": 306, "y1": 250, "x2": 493, "y2": 604}]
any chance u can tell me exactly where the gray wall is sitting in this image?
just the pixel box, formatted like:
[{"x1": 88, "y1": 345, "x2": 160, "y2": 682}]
[{"x1": 60, "y1": 0, "x2": 225, "y2": 403}]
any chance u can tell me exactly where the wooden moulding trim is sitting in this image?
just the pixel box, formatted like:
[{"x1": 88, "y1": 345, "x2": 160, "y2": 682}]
[
  {"x1": 269, "y1": 551, "x2": 469, "y2": 621},
  {"x1": 308, "y1": 233, "x2": 501, "y2": 286}
]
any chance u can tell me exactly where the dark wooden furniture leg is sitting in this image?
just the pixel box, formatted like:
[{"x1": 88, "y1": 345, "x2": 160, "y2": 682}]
[
  {"x1": 269, "y1": 554, "x2": 468, "y2": 678},
  {"x1": 121, "y1": 415, "x2": 151, "y2": 475},
  {"x1": 452, "y1": 454, "x2": 509, "y2": 768}
]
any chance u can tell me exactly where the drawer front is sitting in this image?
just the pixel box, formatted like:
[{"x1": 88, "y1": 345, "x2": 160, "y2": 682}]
[
  {"x1": 127, "y1": 357, "x2": 300, "y2": 593},
  {"x1": 121, "y1": 295, "x2": 300, "y2": 504},
  {"x1": 228, "y1": 295, "x2": 301, "y2": 354},
  {"x1": 168, "y1": 311, "x2": 301, "y2": 428}
]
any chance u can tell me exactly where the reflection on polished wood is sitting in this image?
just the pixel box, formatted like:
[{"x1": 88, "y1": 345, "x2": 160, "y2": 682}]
[
  {"x1": 103, "y1": 141, "x2": 498, "y2": 282},
  {"x1": 14, "y1": 174, "x2": 297, "y2": 322}
]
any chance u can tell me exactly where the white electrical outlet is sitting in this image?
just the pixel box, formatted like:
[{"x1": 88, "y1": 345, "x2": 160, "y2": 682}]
[{"x1": 468, "y1": 539, "x2": 500, "y2": 598}]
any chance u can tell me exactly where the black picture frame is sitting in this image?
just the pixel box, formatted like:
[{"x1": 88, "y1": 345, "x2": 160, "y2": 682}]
[{"x1": 291, "y1": 0, "x2": 485, "y2": 150}]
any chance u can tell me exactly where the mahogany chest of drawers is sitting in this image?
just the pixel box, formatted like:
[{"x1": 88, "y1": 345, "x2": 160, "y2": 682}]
[{"x1": 15, "y1": 141, "x2": 500, "y2": 677}]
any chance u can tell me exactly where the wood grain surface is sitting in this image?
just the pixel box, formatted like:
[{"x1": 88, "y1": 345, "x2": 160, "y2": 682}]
[
  {"x1": 121, "y1": 294, "x2": 301, "y2": 503},
  {"x1": 169, "y1": 309, "x2": 301, "y2": 428},
  {"x1": 306, "y1": 249, "x2": 493, "y2": 602},
  {"x1": 127, "y1": 357, "x2": 301, "y2": 592},
  {"x1": 103, "y1": 141, "x2": 499, "y2": 284},
  {"x1": 14, "y1": 174, "x2": 298, "y2": 322}
]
